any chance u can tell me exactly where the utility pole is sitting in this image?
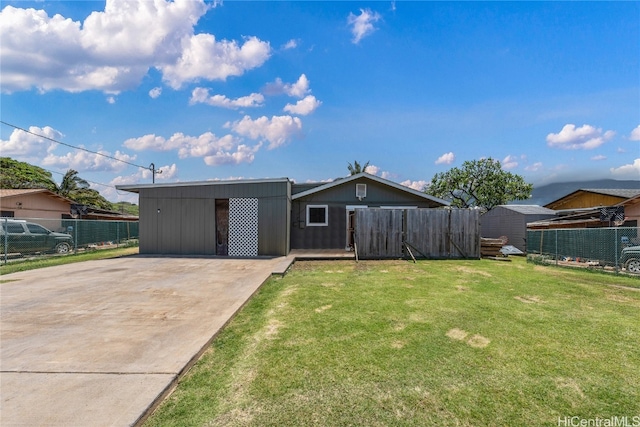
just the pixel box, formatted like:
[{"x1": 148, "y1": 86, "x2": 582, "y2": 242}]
[{"x1": 149, "y1": 163, "x2": 162, "y2": 183}]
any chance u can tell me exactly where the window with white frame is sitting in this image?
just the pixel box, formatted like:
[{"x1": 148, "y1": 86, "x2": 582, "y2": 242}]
[{"x1": 306, "y1": 205, "x2": 328, "y2": 226}]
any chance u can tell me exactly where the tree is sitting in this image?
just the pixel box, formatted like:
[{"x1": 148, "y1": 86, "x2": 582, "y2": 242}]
[
  {"x1": 56, "y1": 169, "x2": 90, "y2": 199},
  {"x1": 0, "y1": 157, "x2": 57, "y2": 191},
  {"x1": 425, "y1": 158, "x2": 533, "y2": 211},
  {"x1": 347, "y1": 160, "x2": 370, "y2": 175},
  {"x1": 55, "y1": 169, "x2": 112, "y2": 210}
]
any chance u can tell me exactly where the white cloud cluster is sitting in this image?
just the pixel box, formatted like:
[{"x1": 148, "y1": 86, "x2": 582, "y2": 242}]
[
  {"x1": 160, "y1": 35, "x2": 271, "y2": 89},
  {"x1": 1, "y1": 125, "x2": 138, "y2": 172},
  {"x1": 524, "y1": 162, "x2": 543, "y2": 172},
  {"x1": 123, "y1": 131, "x2": 258, "y2": 165},
  {"x1": 226, "y1": 115, "x2": 302, "y2": 149},
  {"x1": 284, "y1": 95, "x2": 322, "y2": 116},
  {"x1": 149, "y1": 87, "x2": 162, "y2": 98},
  {"x1": 0, "y1": 126, "x2": 62, "y2": 158},
  {"x1": 0, "y1": 1, "x2": 271, "y2": 93},
  {"x1": 435, "y1": 152, "x2": 455, "y2": 165},
  {"x1": 264, "y1": 74, "x2": 310, "y2": 98},
  {"x1": 630, "y1": 125, "x2": 640, "y2": 141},
  {"x1": 502, "y1": 155, "x2": 518, "y2": 169},
  {"x1": 348, "y1": 8, "x2": 381, "y2": 44},
  {"x1": 42, "y1": 149, "x2": 136, "y2": 172},
  {"x1": 189, "y1": 88, "x2": 265, "y2": 109},
  {"x1": 610, "y1": 159, "x2": 640, "y2": 179},
  {"x1": 546, "y1": 124, "x2": 615, "y2": 150},
  {"x1": 400, "y1": 180, "x2": 428, "y2": 191}
]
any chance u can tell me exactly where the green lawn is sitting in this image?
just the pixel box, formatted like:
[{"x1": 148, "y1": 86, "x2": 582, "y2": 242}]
[{"x1": 145, "y1": 258, "x2": 640, "y2": 427}]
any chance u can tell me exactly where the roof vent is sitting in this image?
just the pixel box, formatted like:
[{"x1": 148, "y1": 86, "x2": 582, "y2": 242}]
[{"x1": 356, "y1": 183, "x2": 367, "y2": 201}]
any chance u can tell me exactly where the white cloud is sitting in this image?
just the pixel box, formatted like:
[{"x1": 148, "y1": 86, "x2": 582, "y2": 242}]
[
  {"x1": 502, "y1": 155, "x2": 518, "y2": 169},
  {"x1": 0, "y1": 126, "x2": 62, "y2": 158},
  {"x1": 400, "y1": 180, "x2": 428, "y2": 191},
  {"x1": 0, "y1": 1, "x2": 270, "y2": 93},
  {"x1": 546, "y1": 124, "x2": 615, "y2": 150},
  {"x1": 283, "y1": 95, "x2": 322, "y2": 115},
  {"x1": 282, "y1": 39, "x2": 298, "y2": 50},
  {"x1": 435, "y1": 152, "x2": 455, "y2": 165},
  {"x1": 42, "y1": 148, "x2": 136, "y2": 173},
  {"x1": 189, "y1": 88, "x2": 264, "y2": 109},
  {"x1": 629, "y1": 125, "x2": 640, "y2": 141},
  {"x1": 591, "y1": 155, "x2": 606, "y2": 161},
  {"x1": 160, "y1": 35, "x2": 271, "y2": 89},
  {"x1": 204, "y1": 143, "x2": 262, "y2": 166},
  {"x1": 123, "y1": 131, "x2": 259, "y2": 165},
  {"x1": 149, "y1": 87, "x2": 162, "y2": 98},
  {"x1": 610, "y1": 159, "x2": 640, "y2": 179},
  {"x1": 106, "y1": 96, "x2": 116, "y2": 104},
  {"x1": 226, "y1": 115, "x2": 302, "y2": 149},
  {"x1": 364, "y1": 164, "x2": 380, "y2": 175},
  {"x1": 524, "y1": 162, "x2": 543, "y2": 172},
  {"x1": 264, "y1": 74, "x2": 310, "y2": 98},
  {"x1": 347, "y1": 8, "x2": 381, "y2": 44}
]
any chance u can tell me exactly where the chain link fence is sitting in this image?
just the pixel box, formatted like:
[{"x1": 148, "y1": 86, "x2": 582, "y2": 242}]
[
  {"x1": 526, "y1": 227, "x2": 640, "y2": 274},
  {"x1": 1, "y1": 217, "x2": 139, "y2": 264}
]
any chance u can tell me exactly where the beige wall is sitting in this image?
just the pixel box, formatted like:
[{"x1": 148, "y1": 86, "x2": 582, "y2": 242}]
[
  {"x1": 624, "y1": 199, "x2": 640, "y2": 224},
  {"x1": 1, "y1": 193, "x2": 70, "y2": 229}
]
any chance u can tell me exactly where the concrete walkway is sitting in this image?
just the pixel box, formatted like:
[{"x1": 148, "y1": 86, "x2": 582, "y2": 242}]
[{"x1": 0, "y1": 256, "x2": 285, "y2": 427}]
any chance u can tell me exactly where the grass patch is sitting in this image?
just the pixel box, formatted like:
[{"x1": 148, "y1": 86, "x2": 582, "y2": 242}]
[
  {"x1": 0, "y1": 246, "x2": 139, "y2": 276},
  {"x1": 145, "y1": 257, "x2": 640, "y2": 427}
]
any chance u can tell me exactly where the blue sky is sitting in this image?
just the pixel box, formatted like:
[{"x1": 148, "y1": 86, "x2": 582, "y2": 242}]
[{"x1": 1, "y1": 0, "x2": 638, "y2": 203}]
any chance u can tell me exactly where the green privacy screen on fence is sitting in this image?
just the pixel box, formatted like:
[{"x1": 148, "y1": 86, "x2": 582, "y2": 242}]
[
  {"x1": 526, "y1": 227, "x2": 639, "y2": 269},
  {"x1": 1, "y1": 217, "x2": 139, "y2": 263}
]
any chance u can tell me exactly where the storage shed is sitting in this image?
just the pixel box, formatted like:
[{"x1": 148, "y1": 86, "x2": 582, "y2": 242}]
[
  {"x1": 117, "y1": 179, "x2": 291, "y2": 256},
  {"x1": 481, "y1": 205, "x2": 556, "y2": 252}
]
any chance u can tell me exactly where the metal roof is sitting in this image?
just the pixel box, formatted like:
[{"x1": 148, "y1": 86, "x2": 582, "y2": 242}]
[
  {"x1": 116, "y1": 177, "x2": 291, "y2": 193},
  {"x1": 290, "y1": 172, "x2": 450, "y2": 206},
  {"x1": 580, "y1": 188, "x2": 640, "y2": 199},
  {"x1": 497, "y1": 205, "x2": 556, "y2": 215}
]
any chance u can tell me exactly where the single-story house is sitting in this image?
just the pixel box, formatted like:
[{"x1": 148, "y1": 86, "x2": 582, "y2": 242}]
[
  {"x1": 529, "y1": 188, "x2": 640, "y2": 229},
  {"x1": 480, "y1": 205, "x2": 556, "y2": 252},
  {"x1": 117, "y1": 173, "x2": 449, "y2": 257},
  {"x1": 0, "y1": 189, "x2": 73, "y2": 220}
]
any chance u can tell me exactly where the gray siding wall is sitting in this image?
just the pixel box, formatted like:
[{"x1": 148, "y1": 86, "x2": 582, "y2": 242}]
[
  {"x1": 138, "y1": 181, "x2": 290, "y2": 256},
  {"x1": 480, "y1": 207, "x2": 554, "y2": 252},
  {"x1": 291, "y1": 177, "x2": 440, "y2": 249}
]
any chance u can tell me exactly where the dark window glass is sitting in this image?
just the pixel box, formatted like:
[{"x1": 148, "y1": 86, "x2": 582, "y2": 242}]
[{"x1": 308, "y1": 207, "x2": 327, "y2": 224}]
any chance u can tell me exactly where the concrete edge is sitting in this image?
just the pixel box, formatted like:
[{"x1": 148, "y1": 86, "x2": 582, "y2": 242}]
[{"x1": 132, "y1": 270, "x2": 274, "y2": 427}]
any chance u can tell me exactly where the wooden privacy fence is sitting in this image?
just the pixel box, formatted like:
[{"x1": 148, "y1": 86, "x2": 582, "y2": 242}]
[{"x1": 354, "y1": 208, "x2": 480, "y2": 259}]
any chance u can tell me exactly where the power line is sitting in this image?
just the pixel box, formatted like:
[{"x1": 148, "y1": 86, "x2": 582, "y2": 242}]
[{"x1": 1, "y1": 120, "x2": 151, "y2": 171}]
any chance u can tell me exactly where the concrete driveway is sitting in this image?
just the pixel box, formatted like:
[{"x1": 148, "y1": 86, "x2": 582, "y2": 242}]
[{"x1": 0, "y1": 255, "x2": 286, "y2": 426}]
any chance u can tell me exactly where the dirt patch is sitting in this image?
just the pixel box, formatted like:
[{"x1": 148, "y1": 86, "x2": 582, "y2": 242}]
[
  {"x1": 554, "y1": 377, "x2": 585, "y2": 400},
  {"x1": 514, "y1": 295, "x2": 543, "y2": 304},
  {"x1": 391, "y1": 340, "x2": 405, "y2": 349},
  {"x1": 446, "y1": 328, "x2": 468, "y2": 341},
  {"x1": 315, "y1": 304, "x2": 332, "y2": 313},
  {"x1": 467, "y1": 334, "x2": 490, "y2": 348},
  {"x1": 447, "y1": 329, "x2": 490, "y2": 348},
  {"x1": 456, "y1": 285, "x2": 469, "y2": 292},
  {"x1": 393, "y1": 322, "x2": 406, "y2": 332},
  {"x1": 264, "y1": 319, "x2": 282, "y2": 339},
  {"x1": 454, "y1": 266, "x2": 492, "y2": 277}
]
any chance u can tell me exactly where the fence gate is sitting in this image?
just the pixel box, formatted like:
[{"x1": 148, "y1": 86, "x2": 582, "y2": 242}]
[{"x1": 354, "y1": 208, "x2": 480, "y2": 259}]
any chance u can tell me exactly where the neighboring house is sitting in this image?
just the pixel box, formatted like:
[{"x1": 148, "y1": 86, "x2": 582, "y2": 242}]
[
  {"x1": 528, "y1": 188, "x2": 640, "y2": 229},
  {"x1": 117, "y1": 173, "x2": 450, "y2": 257},
  {"x1": 480, "y1": 205, "x2": 556, "y2": 252},
  {"x1": 0, "y1": 189, "x2": 72, "y2": 220}
]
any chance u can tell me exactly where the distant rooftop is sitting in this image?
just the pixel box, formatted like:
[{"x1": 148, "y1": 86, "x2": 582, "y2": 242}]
[{"x1": 498, "y1": 205, "x2": 556, "y2": 215}]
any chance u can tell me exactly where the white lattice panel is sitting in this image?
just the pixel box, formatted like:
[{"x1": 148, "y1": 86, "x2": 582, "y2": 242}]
[{"x1": 228, "y1": 198, "x2": 259, "y2": 257}]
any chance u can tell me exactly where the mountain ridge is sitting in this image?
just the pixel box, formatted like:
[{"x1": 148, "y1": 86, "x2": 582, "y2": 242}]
[{"x1": 526, "y1": 179, "x2": 640, "y2": 206}]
